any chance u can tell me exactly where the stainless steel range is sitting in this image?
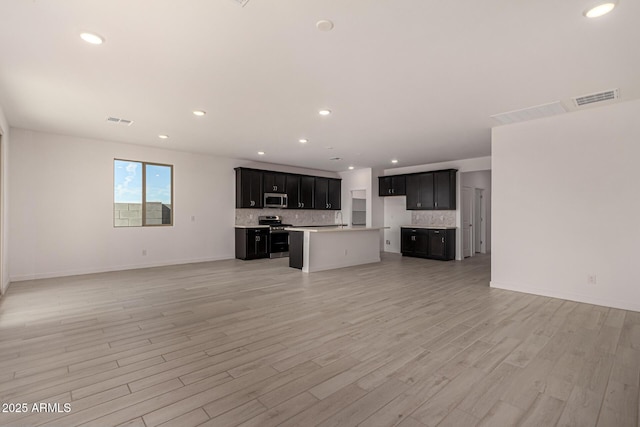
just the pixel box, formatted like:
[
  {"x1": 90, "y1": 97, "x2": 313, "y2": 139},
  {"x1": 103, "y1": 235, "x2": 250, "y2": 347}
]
[{"x1": 258, "y1": 216, "x2": 292, "y2": 258}]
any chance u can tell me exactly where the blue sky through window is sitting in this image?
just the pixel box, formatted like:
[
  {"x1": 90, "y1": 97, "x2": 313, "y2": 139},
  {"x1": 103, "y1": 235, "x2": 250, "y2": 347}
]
[
  {"x1": 146, "y1": 164, "x2": 172, "y2": 204},
  {"x1": 114, "y1": 160, "x2": 142, "y2": 203},
  {"x1": 114, "y1": 160, "x2": 172, "y2": 204}
]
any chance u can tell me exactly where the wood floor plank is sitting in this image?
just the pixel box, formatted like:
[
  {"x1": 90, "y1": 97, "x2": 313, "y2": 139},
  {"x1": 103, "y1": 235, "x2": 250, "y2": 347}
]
[{"x1": 0, "y1": 254, "x2": 636, "y2": 427}]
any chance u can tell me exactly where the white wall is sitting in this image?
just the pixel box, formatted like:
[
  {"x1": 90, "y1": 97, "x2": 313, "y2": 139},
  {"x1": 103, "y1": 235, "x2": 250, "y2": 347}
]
[
  {"x1": 492, "y1": 99, "x2": 640, "y2": 312},
  {"x1": 461, "y1": 170, "x2": 492, "y2": 252},
  {"x1": 381, "y1": 156, "x2": 491, "y2": 259},
  {"x1": 8, "y1": 128, "x2": 333, "y2": 281},
  {"x1": 0, "y1": 104, "x2": 9, "y2": 294}
]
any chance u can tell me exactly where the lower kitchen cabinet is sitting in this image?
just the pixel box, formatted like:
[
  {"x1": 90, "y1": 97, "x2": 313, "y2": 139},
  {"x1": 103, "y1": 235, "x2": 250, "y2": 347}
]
[
  {"x1": 235, "y1": 228, "x2": 269, "y2": 260},
  {"x1": 401, "y1": 227, "x2": 455, "y2": 260}
]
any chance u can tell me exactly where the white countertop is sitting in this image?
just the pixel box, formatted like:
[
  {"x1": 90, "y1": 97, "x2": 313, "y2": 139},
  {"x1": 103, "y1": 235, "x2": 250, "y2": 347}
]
[
  {"x1": 285, "y1": 226, "x2": 388, "y2": 233},
  {"x1": 400, "y1": 225, "x2": 456, "y2": 229},
  {"x1": 234, "y1": 225, "x2": 270, "y2": 229}
]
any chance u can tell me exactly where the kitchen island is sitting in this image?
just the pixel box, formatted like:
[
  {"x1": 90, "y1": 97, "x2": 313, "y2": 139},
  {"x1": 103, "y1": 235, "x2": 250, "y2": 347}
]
[{"x1": 286, "y1": 226, "x2": 387, "y2": 273}]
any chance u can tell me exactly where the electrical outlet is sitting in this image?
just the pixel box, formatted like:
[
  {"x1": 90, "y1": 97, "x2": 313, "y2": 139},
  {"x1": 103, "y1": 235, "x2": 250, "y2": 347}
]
[
  {"x1": 587, "y1": 275, "x2": 597, "y2": 284},
  {"x1": 191, "y1": 215, "x2": 196, "y2": 222},
  {"x1": 386, "y1": 240, "x2": 391, "y2": 245},
  {"x1": 142, "y1": 249, "x2": 147, "y2": 256},
  {"x1": 344, "y1": 249, "x2": 348, "y2": 255},
  {"x1": 249, "y1": 214, "x2": 253, "y2": 219},
  {"x1": 295, "y1": 214, "x2": 299, "y2": 219}
]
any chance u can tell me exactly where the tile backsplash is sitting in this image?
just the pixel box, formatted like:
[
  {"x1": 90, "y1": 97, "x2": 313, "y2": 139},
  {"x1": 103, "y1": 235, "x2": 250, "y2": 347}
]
[
  {"x1": 412, "y1": 210, "x2": 456, "y2": 227},
  {"x1": 235, "y1": 209, "x2": 338, "y2": 226}
]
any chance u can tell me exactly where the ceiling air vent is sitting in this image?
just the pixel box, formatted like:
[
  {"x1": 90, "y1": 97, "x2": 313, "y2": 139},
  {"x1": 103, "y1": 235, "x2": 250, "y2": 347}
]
[
  {"x1": 329, "y1": 157, "x2": 342, "y2": 161},
  {"x1": 106, "y1": 117, "x2": 134, "y2": 126},
  {"x1": 229, "y1": 0, "x2": 250, "y2": 6},
  {"x1": 491, "y1": 101, "x2": 566, "y2": 125},
  {"x1": 573, "y1": 89, "x2": 619, "y2": 107}
]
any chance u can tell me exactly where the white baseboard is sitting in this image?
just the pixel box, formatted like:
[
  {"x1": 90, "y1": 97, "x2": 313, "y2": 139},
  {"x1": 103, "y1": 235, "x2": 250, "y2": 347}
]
[
  {"x1": 9, "y1": 254, "x2": 235, "y2": 282},
  {"x1": 490, "y1": 280, "x2": 640, "y2": 313}
]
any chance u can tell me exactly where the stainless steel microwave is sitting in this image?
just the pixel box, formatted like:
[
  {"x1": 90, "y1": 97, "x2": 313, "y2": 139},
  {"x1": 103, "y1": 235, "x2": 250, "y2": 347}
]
[{"x1": 264, "y1": 193, "x2": 288, "y2": 208}]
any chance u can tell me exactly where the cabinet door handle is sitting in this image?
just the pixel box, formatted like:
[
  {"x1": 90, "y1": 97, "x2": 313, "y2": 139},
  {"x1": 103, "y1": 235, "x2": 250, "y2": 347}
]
[
  {"x1": 435, "y1": 201, "x2": 438, "y2": 207},
  {"x1": 256, "y1": 236, "x2": 260, "y2": 242},
  {"x1": 301, "y1": 202, "x2": 304, "y2": 208},
  {"x1": 250, "y1": 200, "x2": 255, "y2": 207},
  {"x1": 388, "y1": 189, "x2": 392, "y2": 194},
  {"x1": 442, "y1": 237, "x2": 445, "y2": 243},
  {"x1": 273, "y1": 185, "x2": 277, "y2": 191}
]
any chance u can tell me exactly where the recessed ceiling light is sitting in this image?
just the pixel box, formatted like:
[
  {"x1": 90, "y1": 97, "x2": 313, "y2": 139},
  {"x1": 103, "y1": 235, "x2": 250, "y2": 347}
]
[
  {"x1": 316, "y1": 20, "x2": 334, "y2": 32},
  {"x1": 158, "y1": 134, "x2": 169, "y2": 139},
  {"x1": 391, "y1": 159, "x2": 399, "y2": 164},
  {"x1": 299, "y1": 138, "x2": 308, "y2": 143},
  {"x1": 258, "y1": 151, "x2": 265, "y2": 155},
  {"x1": 193, "y1": 110, "x2": 206, "y2": 116},
  {"x1": 584, "y1": 2, "x2": 617, "y2": 18},
  {"x1": 348, "y1": 166, "x2": 355, "y2": 170},
  {"x1": 80, "y1": 32, "x2": 104, "y2": 45},
  {"x1": 319, "y1": 109, "x2": 332, "y2": 116}
]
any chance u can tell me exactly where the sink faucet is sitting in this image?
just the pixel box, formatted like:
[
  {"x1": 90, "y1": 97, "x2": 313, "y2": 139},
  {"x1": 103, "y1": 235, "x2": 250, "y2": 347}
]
[{"x1": 336, "y1": 211, "x2": 344, "y2": 228}]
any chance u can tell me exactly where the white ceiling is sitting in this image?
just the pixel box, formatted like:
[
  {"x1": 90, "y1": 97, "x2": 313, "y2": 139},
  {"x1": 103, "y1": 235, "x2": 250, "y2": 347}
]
[{"x1": 0, "y1": 0, "x2": 637, "y2": 172}]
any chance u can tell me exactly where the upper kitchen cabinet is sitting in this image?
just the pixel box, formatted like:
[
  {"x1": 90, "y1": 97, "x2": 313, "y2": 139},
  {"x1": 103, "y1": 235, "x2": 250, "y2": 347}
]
[
  {"x1": 235, "y1": 168, "x2": 263, "y2": 208},
  {"x1": 263, "y1": 171, "x2": 286, "y2": 193},
  {"x1": 405, "y1": 169, "x2": 456, "y2": 210},
  {"x1": 433, "y1": 170, "x2": 457, "y2": 210},
  {"x1": 406, "y1": 172, "x2": 433, "y2": 210},
  {"x1": 378, "y1": 175, "x2": 406, "y2": 196},
  {"x1": 315, "y1": 177, "x2": 342, "y2": 210},
  {"x1": 286, "y1": 174, "x2": 315, "y2": 209}
]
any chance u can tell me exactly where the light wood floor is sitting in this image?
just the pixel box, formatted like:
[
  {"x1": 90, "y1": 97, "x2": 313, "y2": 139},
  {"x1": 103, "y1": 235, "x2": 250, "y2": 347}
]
[{"x1": 0, "y1": 253, "x2": 638, "y2": 427}]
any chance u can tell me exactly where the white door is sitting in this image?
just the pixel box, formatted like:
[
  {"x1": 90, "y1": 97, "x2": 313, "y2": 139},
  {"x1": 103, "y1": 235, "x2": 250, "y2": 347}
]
[
  {"x1": 474, "y1": 189, "x2": 484, "y2": 253},
  {"x1": 462, "y1": 187, "x2": 473, "y2": 258}
]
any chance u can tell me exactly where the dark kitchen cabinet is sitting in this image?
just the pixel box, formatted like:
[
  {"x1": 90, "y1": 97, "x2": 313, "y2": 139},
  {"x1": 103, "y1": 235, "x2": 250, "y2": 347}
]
[
  {"x1": 426, "y1": 229, "x2": 456, "y2": 260},
  {"x1": 289, "y1": 231, "x2": 303, "y2": 269},
  {"x1": 401, "y1": 227, "x2": 455, "y2": 260},
  {"x1": 379, "y1": 175, "x2": 406, "y2": 196},
  {"x1": 405, "y1": 169, "x2": 456, "y2": 210},
  {"x1": 406, "y1": 173, "x2": 434, "y2": 209},
  {"x1": 263, "y1": 172, "x2": 286, "y2": 193},
  {"x1": 235, "y1": 227, "x2": 269, "y2": 260},
  {"x1": 433, "y1": 170, "x2": 457, "y2": 210},
  {"x1": 315, "y1": 177, "x2": 341, "y2": 210},
  {"x1": 286, "y1": 175, "x2": 315, "y2": 209},
  {"x1": 401, "y1": 228, "x2": 428, "y2": 257},
  {"x1": 235, "y1": 168, "x2": 263, "y2": 208}
]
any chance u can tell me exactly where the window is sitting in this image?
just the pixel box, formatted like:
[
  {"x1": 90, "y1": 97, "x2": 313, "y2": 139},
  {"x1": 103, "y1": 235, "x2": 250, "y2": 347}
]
[{"x1": 114, "y1": 159, "x2": 173, "y2": 227}]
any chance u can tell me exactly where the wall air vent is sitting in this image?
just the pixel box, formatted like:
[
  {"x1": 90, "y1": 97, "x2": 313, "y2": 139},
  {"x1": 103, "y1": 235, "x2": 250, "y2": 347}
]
[
  {"x1": 572, "y1": 89, "x2": 619, "y2": 107},
  {"x1": 106, "y1": 117, "x2": 134, "y2": 126},
  {"x1": 491, "y1": 101, "x2": 566, "y2": 125},
  {"x1": 229, "y1": 0, "x2": 250, "y2": 6}
]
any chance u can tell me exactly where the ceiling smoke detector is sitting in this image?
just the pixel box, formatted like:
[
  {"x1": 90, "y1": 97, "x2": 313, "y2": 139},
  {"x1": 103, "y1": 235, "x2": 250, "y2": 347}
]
[
  {"x1": 572, "y1": 89, "x2": 619, "y2": 107},
  {"x1": 316, "y1": 20, "x2": 334, "y2": 32},
  {"x1": 106, "y1": 116, "x2": 134, "y2": 126}
]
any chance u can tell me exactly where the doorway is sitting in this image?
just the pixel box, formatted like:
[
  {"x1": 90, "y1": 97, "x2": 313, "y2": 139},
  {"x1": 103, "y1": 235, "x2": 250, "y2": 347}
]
[
  {"x1": 474, "y1": 188, "x2": 485, "y2": 254},
  {"x1": 461, "y1": 170, "x2": 491, "y2": 259},
  {"x1": 350, "y1": 190, "x2": 366, "y2": 226},
  {"x1": 462, "y1": 187, "x2": 473, "y2": 258}
]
